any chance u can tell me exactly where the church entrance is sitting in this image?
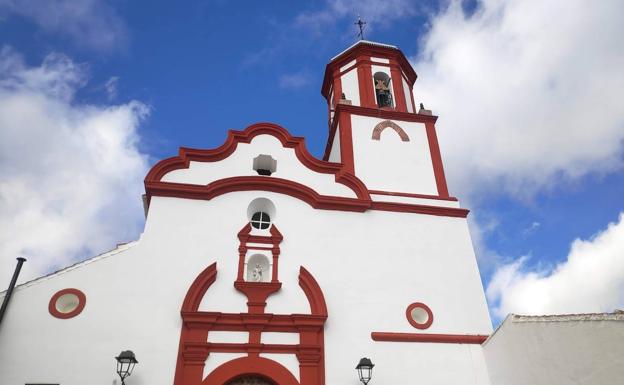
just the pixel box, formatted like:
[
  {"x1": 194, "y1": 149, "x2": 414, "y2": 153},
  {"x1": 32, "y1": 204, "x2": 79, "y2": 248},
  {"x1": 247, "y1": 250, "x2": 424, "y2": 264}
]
[{"x1": 226, "y1": 376, "x2": 276, "y2": 385}]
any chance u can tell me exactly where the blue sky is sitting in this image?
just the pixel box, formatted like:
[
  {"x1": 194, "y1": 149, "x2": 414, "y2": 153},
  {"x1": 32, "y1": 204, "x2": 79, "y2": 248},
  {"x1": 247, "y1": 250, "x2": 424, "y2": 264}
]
[{"x1": 1, "y1": 0, "x2": 623, "y2": 324}]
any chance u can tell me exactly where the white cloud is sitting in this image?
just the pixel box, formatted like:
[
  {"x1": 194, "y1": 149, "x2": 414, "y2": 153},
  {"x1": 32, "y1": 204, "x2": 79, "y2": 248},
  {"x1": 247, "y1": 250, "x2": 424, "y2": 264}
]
[
  {"x1": 487, "y1": 213, "x2": 624, "y2": 318},
  {"x1": 105, "y1": 76, "x2": 119, "y2": 100},
  {"x1": 0, "y1": 0, "x2": 127, "y2": 52},
  {"x1": 412, "y1": 0, "x2": 624, "y2": 200},
  {"x1": 0, "y1": 47, "x2": 149, "y2": 288},
  {"x1": 279, "y1": 71, "x2": 312, "y2": 89}
]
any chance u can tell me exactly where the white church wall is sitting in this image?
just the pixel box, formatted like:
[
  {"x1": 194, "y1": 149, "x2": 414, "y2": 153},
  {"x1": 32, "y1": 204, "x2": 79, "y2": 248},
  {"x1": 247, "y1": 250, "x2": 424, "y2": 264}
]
[
  {"x1": 403, "y1": 77, "x2": 414, "y2": 113},
  {"x1": 483, "y1": 314, "x2": 624, "y2": 385},
  {"x1": 0, "y1": 188, "x2": 491, "y2": 385},
  {"x1": 340, "y1": 68, "x2": 360, "y2": 106},
  {"x1": 369, "y1": 193, "x2": 460, "y2": 207},
  {"x1": 161, "y1": 134, "x2": 356, "y2": 198},
  {"x1": 327, "y1": 126, "x2": 341, "y2": 163},
  {"x1": 350, "y1": 115, "x2": 439, "y2": 194}
]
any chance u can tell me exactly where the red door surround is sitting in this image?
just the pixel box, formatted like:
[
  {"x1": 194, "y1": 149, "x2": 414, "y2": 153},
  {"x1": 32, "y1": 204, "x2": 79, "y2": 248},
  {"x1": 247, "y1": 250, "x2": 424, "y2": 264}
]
[{"x1": 173, "y1": 224, "x2": 328, "y2": 385}]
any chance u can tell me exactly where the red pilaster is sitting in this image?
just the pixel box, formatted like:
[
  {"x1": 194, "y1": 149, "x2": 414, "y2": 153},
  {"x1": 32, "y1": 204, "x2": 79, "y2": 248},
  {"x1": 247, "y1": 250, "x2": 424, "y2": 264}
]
[
  {"x1": 425, "y1": 121, "x2": 450, "y2": 197},
  {"x1": 390, "y1": 65, "x2": 407, "y2": 112}
]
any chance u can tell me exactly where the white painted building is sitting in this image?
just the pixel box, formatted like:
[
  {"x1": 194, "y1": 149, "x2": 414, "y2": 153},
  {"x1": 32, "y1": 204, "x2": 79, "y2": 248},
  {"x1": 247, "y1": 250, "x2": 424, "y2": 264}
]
[
  {"x1": 484, "y1": 313, "x2": 624, "y2": 385},
  {"x1": 1, "y1": 40, "x2": 618, "y2": 385}
]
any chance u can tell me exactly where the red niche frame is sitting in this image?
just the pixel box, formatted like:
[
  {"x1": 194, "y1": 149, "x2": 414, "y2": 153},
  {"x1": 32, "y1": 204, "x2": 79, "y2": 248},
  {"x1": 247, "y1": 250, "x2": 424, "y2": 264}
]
[
  {"x1": 406, "y1": 302, "x2": 433, "y2": 330},
  {"x1": 48, "y1": 288, "x2": 86, "y2": 319}
]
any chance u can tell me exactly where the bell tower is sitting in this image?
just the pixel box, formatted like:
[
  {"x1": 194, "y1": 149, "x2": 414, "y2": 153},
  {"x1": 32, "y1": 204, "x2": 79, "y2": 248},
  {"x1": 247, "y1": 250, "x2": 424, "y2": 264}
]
[{"x1": 322, "y1": 40, "x2": 450, "y2": 198}]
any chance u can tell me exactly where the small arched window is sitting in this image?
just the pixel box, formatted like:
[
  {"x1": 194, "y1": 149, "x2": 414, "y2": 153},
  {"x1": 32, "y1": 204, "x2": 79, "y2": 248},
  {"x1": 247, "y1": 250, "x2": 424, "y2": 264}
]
[{"x1": 373, "y1": 72, "x2": 393, "y2": 108}]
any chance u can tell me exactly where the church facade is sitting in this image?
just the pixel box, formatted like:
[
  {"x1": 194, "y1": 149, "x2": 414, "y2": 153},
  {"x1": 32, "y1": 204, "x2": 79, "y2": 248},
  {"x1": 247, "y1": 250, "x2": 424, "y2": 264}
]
[{"x1": 0, "y1": 41, "x2": 494, "y2": 385}]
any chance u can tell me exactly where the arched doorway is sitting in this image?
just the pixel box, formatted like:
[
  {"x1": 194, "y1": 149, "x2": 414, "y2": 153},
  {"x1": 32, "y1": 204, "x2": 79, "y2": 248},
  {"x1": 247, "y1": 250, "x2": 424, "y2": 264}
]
[{"x1": 227, "y1": 376, "x2": 276, "y2": 385}]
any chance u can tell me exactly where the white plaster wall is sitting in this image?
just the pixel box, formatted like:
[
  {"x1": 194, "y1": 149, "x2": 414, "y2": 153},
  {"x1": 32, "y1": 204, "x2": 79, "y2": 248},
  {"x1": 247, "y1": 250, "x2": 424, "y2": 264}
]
[
  {"x1": 340, "y1": 69, "x2": 360, "y2": 106},
  {"x1": 351, "y1": 115, "x2": 439, "y2": 194},
  {"x1": 484, "y1": 317, "x2": 624, "y2": 385},
  {"x1": 402, "y1": 77, "x2": 413, "y2": 113},
  {"x1": 0, "y1": 189, "x2": 491, "y2": 385},
  {"x1": 162, "y1": 134, "x2": 356, "y2": 198},
  {"x1": 371, "y1": 57, "x2": 390, "y2": 64},
  {"x1": 327, "y1": 127, "x2": 341, "y2": 163}
]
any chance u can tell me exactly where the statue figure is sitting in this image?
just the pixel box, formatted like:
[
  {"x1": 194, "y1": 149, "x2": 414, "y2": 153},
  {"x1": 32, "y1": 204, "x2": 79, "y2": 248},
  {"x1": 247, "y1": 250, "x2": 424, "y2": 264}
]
[{"x1": 252, "y1": 263, "x2": 263, "y2": 282}]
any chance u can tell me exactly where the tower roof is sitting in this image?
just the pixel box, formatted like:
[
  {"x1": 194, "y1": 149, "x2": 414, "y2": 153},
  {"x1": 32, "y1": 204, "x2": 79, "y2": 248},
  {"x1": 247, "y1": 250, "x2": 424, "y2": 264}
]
[{"x1": 321, "y1": 40, "x2": 417, "y2": 99}]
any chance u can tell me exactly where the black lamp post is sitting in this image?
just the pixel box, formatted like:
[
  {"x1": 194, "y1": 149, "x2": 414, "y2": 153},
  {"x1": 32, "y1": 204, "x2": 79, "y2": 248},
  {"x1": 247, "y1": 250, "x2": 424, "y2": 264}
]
[
  {"x1": 115, "y1": 350, "x2": 138, "y2": 385},
  {"x1": 356, "y1": 357, "x2": 374, "y2": 385}
]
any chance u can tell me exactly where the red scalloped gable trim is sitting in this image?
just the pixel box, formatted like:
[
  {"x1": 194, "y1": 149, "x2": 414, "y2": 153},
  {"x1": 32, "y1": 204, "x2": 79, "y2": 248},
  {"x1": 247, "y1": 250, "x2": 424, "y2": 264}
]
[{"x1": 144, "y1": 122, "x2": 370, "y2": 202}]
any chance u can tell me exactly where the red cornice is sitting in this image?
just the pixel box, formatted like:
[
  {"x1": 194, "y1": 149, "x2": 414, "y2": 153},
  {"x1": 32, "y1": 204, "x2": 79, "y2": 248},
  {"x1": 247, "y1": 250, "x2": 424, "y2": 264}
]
[
  {"x1": 371, "y1": 332, "x2": 488, "y2": 344},
  {"x1": 334, "y1": 103, "x2": 438, "y2": 124},
  {"x1": 147, "y1": 177, "x2": 468, "y2": 218},
  {"x1": 144, "y1": 122, "x2": 371, "y2": 204},
  {"x1": 146, "y1": 177, "x2": 371, "y2": 212},
  {"x1": 369, "y1": 190, "x2": 458, "y2": 202}
]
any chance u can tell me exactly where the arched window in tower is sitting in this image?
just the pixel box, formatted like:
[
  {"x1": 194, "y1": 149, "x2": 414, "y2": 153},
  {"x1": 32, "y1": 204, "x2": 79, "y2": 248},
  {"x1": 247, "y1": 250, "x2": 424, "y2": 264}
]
[{"x1": 373, "y1": 72, "x2": 393, "y2": 108}]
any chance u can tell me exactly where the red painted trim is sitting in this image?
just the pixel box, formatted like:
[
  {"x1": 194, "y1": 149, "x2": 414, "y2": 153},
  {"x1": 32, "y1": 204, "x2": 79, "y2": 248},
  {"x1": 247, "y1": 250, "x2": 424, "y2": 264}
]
[
  {"x1": 175, "y1": 262, "x2": 328, "y2": 385},
  {"x1": 371, "y1": 201, "x2": 468, "y2": 217},
  {"x1": 298, "y1": 267, "x2": 328, "y2": 317},
  {"x1": 406, "y1": 302, "x2": 434, "y2": 330},
  {"x1": 146, "y1": 177, "x2": 370, "y2": 212},
  {"x1": 334, "y1": 103, "x2": 438, "y2": 124},
  {"x1": 390, "y1": 65, "x2": 407, "y2": 112},
  {"x1": 424, "y1": 121, "x2": 450, "y2": 197},
  {"x1": 371, "y1": 120, "x2": 410, "y2": 142},
  {"x1": 48, "y1": 288, "x2": 86, "y2": 319},
  {"x1": 203, "y1": 356, "x2": 300, "y2": 385},
  {"x1": 337, "y1": 112, "x2": 355, "y2": 174},
  {"x1": 144, "y1": 122, "x2": 370, "y2": 203},
  {"x1": 371, "y1": 332, "x2": 488, "y2": 344},
  {"x1": 182, "y1": 263, "x2": 217, "y2": 312},
  {"x1": 369, "y1": 190, "x2": 458, "y2": 201}
]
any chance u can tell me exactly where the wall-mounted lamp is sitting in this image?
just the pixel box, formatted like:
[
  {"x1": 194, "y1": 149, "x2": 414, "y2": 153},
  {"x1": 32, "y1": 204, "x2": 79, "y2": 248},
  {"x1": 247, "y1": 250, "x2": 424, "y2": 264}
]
[
  {"x1": 356, "y1": 357, "x2": 374, "y2": 385},
  {"x1": 115, "y1": 350, "x2": 138, "y2": 385}
]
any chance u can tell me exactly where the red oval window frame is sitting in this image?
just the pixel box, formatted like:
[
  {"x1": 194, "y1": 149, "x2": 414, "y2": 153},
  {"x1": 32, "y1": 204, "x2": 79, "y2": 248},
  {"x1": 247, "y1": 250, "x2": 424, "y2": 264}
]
[
  {"x1": 49, "y1": 288, "x2": 86, "y2": 319},
  {"x1": 406, "y1": 302, "x2": 433, "y2": 329}
]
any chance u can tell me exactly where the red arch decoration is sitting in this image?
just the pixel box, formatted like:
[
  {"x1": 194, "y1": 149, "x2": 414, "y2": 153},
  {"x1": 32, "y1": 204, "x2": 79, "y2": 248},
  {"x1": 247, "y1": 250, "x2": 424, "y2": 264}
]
[
  {"x1": 203, "y1": 356, "x2": 299, "y2": 385},
  {"x1": 371, "y1": 120, "x2": 410, "y2": 141},
  {"x1": 174, "y1": 263, "x2": 328, "y2": 385}
]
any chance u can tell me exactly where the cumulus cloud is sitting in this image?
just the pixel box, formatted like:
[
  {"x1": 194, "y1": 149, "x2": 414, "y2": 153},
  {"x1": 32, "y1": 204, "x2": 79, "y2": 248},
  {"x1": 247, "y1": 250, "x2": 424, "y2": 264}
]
[
  {"x1": 279, "y1": 71, "x2": 312, "y2": 89},
  {"x1": 0, "y1": 0, "x2": 127, "y2": 52},
  {"x1": 487, "y1": 213, "x2": 624, "y2": 319},
  {"x1": 412, "y1": 0, "x2": 624, "y2": 200},
  {"x1": 0, "y1": 47, "x2": 149, "y2": 288}
]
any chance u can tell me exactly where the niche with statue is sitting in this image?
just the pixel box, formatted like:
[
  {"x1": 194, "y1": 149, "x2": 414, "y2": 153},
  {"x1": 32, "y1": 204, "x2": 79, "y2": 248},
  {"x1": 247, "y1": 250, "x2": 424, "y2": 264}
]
[{"x1": 245, "y1": 254, "x2": 272, "y2": 283}]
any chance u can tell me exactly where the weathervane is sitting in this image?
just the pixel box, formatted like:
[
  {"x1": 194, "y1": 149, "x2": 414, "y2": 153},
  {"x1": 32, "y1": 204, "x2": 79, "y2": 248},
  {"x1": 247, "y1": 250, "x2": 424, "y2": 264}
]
[{"x1": 355, "y1": 15, "x2": 366, "y2": 40}]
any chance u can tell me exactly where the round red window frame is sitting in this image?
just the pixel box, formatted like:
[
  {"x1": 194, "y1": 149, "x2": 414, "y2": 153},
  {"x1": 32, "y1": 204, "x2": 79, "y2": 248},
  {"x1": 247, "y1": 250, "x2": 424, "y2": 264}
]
[
  {"x1": 48, "y1": 288, "x2": 86, "y2": 319},
  {"x1": 406, "y1": 302, "x2": 433, "y2": 329}
]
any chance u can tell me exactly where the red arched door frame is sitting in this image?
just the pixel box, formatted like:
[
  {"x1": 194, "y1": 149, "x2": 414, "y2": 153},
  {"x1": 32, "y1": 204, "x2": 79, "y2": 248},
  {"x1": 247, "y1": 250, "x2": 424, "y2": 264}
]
[{"x1": 205, "y1": 356, "x2": 299, "y2": 385}]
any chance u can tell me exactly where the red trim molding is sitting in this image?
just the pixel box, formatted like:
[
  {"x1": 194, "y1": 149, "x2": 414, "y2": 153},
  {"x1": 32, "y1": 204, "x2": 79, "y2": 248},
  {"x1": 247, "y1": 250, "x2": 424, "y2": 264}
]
[
  {"x1": 48, "y1": 288, "x2": 86, "y2": 319},
  {"x1": 368, "y1": 190, "x2": 458, "y2": 202},
  {"x1": 371, "y1": 332, "x2": 488, "y2": 344},
  {"x1": 371, "y1": 120, "x2": 409, "y2": 141},
  {"x1": 406, "y1": 302, "x2": 433, "y2": 330},
  {"x1": 144, "y1": 122, "x2": 369, "y2": 203},
  {"x1": 203, "y1": 356, "x2": 300, "y2": 385},
  {"x1": 425, "y1": 121, "x2": 450, "y2": 197},
  {"x1": 174, "y1": 263, "x2": 328, "y2": 385}
]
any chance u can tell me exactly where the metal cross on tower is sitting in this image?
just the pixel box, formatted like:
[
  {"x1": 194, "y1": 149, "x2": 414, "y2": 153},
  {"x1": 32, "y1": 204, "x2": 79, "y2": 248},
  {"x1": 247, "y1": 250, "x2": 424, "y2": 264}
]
[{"x1": 354, "y1": 16, "x2": 366, "y2": 40}]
